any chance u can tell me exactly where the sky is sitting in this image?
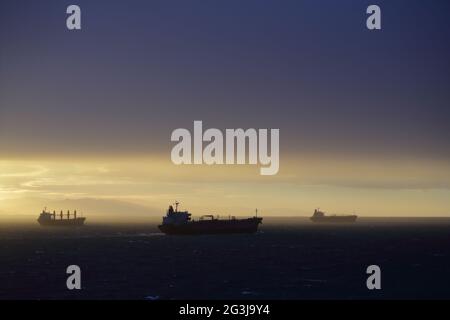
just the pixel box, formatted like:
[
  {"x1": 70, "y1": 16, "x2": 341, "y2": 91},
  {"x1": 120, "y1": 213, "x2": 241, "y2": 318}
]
[{"x1": 1, "y1": 0, "x2": 450, "y2": 220}]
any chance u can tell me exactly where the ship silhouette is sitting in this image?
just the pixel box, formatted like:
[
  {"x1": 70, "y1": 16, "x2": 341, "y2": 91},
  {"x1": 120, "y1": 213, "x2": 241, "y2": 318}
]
[
  {"x1": 158, "y1": 202, "x2": 262, "y2": 235},
  {"x1": 37, "y1": 208, "x2": 86, "y2": 226},
  {"x1": 310, "y1": 208, "x2": 357, "y2": 223}
]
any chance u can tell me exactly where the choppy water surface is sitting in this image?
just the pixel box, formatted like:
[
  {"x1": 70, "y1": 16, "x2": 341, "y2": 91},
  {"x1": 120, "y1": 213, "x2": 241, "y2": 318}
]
[{"x1": 0, "y1": 217, "x2": 449, "y2": 299}]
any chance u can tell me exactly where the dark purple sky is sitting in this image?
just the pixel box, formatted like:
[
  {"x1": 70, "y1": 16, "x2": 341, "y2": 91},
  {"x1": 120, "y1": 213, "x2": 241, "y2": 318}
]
[{"x1": 1, "y1": 0, "x2": 449, "y2": 160}]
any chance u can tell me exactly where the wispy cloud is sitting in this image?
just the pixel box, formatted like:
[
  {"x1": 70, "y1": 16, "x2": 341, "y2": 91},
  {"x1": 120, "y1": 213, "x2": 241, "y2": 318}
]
[{"x1": 1, "y1": 156, "x2": 450, "y2": 217}]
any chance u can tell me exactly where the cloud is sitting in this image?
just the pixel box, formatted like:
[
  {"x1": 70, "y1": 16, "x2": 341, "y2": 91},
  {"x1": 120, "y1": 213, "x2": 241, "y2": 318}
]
[{"x1": 1, "y1": 156, "x2": 450, "y2": 217}]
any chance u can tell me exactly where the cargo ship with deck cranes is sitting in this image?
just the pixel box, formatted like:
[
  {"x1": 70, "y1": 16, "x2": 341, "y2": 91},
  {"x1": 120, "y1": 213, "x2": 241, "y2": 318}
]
[{"x1": 37, "y1": 208, "x2": 86, "y2": 226}]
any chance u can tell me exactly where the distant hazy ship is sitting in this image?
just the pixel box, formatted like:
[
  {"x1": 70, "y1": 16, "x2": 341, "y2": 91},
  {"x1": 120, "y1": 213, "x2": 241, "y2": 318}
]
[
  {"x1": 310, "y1": 209, "x2": 357, "y2": 223},
  {"x1": 37, "y1": 209, "x2": 86, "y2": 226},
  {"x1": 158, "y1": 202, "x2": 262, "y2": 235}
]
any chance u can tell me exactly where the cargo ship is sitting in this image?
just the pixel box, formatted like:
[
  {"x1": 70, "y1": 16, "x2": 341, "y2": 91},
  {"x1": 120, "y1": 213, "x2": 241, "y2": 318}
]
[
  {"x1": 158, "y1": 202, "x2": 262, "y2": 235},
  {"x1": 310, "y1": 208, "x2": 357, "y2": 223},
  {"x1": 37, "y1": 208, "x2": 86, "y2": 226}
]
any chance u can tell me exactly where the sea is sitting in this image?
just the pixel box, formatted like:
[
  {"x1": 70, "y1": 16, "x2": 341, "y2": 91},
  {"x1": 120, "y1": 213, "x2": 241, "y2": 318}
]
[{"x1": 0, "y1": 217, "x2": 449, "y2": 300}]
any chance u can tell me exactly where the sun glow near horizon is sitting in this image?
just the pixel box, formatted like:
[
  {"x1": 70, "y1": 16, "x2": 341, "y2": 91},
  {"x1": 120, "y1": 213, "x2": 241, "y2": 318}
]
[{"x1": 1, "y1": 154, "x2": 450, "y2": 220}]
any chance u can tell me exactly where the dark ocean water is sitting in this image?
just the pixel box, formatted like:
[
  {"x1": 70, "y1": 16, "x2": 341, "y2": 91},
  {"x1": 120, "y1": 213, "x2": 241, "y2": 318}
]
[{"x1": 0, "y1": 218, "x2": 449, "y2": 300}]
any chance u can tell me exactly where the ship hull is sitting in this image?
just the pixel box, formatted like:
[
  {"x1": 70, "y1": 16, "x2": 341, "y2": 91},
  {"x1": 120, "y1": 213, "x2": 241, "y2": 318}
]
[
  {"x1": 310, "y1": 215, "x2": 357, "y2": 223},
  {"x1": 38, "y1": 217, "x2": 86, "y2": 227},
  {"x1": 159, "y1": 217, "x2": 262, "y2": 235}
]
